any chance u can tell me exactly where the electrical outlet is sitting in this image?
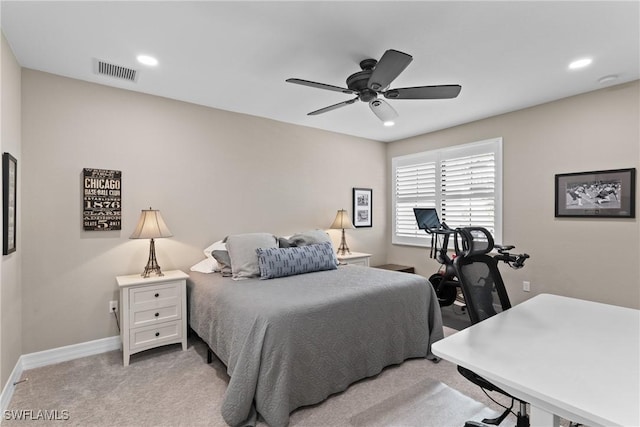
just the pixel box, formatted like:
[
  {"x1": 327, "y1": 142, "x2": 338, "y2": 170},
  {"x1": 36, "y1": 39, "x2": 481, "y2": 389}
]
[
  {"x1": 522, "y1": 281, "x2": 531, "y2": 292},
  {"x1": 109, "y1": 300, "x2": 118, "y2": 313}
]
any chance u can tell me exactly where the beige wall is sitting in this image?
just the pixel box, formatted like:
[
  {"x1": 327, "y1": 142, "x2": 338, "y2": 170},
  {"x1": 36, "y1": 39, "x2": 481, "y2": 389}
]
[
  {"x1": 21, "y1": 69, "x2": 387, "y2": 353},
  {"x1": 1, "y1": 34, "x2": 22, "y2": 387},
  {"x1": 387, "y1": 81, "x2": 640, "y2": 309},
  {"x1": 11, "y1": 66, "x2": 640, "y2": 362}
]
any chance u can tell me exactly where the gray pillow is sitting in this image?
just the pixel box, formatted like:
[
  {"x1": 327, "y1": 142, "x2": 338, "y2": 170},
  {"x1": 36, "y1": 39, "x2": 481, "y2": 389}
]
[
  {"x1": 278, "y1": 236, "x2": 296, "y2": 248},
  {"x1": 289, "y1": 230, "x2": 333, "y2": 247},
  {"x1": 226, "y1": 233, "x2": 278, "y2": 280},
  {"x1": 212, "y1": 250, "x2": 232, "y2": 277}
]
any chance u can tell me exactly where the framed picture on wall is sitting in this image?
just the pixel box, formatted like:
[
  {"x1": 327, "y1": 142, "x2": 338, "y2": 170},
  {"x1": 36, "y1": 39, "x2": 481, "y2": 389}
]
[
  {"x1": 82, "y1": 168, "x2": 122, "y2": 231},
  {"x1": 3, "y1": 153, "x2": 17, "y2": 255},
  {"x1": 555, "y1": 168, "x2": 636, "y2": 218},
  {"x1": 352, "y1": 188, "x2": 372, "y2": 227}
]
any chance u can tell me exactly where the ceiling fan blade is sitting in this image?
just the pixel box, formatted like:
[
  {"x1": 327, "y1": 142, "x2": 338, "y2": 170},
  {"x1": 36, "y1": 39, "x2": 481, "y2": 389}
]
[
  {"x1": 367, "y1": 49, "x2": 413, "y2": 91},
  {"x1": 369, "y1": 99, "x2": 398, "y2": 123},
  {"x1": 384, "y1": 85, "x2": 462, "y2": 100},
  {"x1": 308, "y1": 97, "x2": 358, "y2": 116},
  {"x1": 286, "y1": 78, "x2": 355, "y2": 94}
]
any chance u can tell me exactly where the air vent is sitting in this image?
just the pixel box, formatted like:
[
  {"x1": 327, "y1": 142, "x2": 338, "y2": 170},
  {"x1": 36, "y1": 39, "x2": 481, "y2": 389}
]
[{"x1": 93, "y1": 59, "x2": 138, "y2": 82}]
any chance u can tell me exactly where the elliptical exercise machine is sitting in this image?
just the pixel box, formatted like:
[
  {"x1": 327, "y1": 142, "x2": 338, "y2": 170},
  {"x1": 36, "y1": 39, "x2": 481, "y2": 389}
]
[{"x1": 413, "y1": 208, "x2": 530, "y2": 307}]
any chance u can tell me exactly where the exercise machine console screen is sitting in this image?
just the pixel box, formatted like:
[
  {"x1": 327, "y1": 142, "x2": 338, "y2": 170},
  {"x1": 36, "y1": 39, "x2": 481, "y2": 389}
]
[{"x1": 413, "y1": 208, "x2": 443, "y2": 232}]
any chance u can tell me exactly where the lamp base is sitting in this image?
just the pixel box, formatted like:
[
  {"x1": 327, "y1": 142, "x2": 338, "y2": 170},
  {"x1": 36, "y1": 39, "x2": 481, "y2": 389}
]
[
  {"x1": 336, "y1": 228, "x2": 351, "y2": 256},
  {"x1": 141, "y1": 238, "x2": 164, "y2": 278}
]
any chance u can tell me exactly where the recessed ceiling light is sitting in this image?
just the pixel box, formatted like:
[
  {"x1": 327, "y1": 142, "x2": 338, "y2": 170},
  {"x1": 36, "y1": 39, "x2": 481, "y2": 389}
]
[
  {"x1": 568, "y1": 58, "x2": 592, "y2": 70},
  {"x1": 383, "y1": 121, "x2": 395, "y2": 127},
  {"x1": 137, "y1": 55, "x2": 158, "y2": 66}
]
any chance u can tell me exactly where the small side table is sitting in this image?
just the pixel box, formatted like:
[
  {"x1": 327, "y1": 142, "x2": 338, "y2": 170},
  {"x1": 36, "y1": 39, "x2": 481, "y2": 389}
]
[
  {"x1": 116, "y1": 270, "x2": 189, "y2": 366},
  {"x1": 373, "y1": 264, "x2": 415, "y2": 273},
  {"x1": 336, "y1": 252, "x2": 371, "y2": 267}
]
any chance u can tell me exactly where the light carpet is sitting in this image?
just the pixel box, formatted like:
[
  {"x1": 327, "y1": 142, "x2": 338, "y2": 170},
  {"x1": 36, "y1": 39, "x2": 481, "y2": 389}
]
[{"x1": 4, "y1": 328, "x2": 548, "y2": 426}]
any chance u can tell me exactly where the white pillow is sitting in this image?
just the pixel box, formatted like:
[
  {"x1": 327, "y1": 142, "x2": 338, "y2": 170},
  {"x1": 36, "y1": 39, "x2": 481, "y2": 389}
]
[
  {"x1": 203, "y1": 239, "x2": 227, "y2": 259},
  {"x1": 190, "y1": 257, "x2": 217, "y2": 274},
  {"x1": 226, "y1": 233, "x2": 278, "y2": 280}
]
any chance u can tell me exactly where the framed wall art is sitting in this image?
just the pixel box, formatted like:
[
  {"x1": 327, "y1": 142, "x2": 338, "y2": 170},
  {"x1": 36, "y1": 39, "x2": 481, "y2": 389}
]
[
  {"x1": 352, "y1": 187, "x2": 372, "y2": 228},
  {"x1": 3, "y1": 153, "x2": 17, "y2": 255},
  {"x1": 83, "y1": 168, "x2": 122, "y2": 230},
  {"x1": 555, "y1": 168, "x2": 636, "y2": 218}
]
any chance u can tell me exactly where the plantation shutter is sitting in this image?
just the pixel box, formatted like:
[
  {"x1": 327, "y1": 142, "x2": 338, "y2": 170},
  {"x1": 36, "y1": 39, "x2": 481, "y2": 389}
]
[
  {"x1": 392, "y1": 137, "x2": 502, "y2": 247},
  {"x1": 441, "y1": 152, "x2": 496, "y2": 236},
  {"x1": 394, "y1": 161, "x2": 437, "y2": 241}
]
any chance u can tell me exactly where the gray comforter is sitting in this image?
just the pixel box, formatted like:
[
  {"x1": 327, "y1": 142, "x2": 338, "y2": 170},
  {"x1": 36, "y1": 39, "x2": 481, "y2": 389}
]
[{"x1": 188, "y1": 265, "x2": 443, "y2": 427}]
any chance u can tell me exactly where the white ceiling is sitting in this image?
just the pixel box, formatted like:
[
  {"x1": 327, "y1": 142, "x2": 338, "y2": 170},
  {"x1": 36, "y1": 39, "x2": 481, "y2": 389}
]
[{"x1": 2, "y1": 1, "x2": 639, "y2": 143}]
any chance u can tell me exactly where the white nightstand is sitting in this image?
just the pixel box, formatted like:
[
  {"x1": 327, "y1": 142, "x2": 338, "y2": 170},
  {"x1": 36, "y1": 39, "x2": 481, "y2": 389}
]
[
  {"x1": 336, "y1": 252, "x2": 371, "y2": 267},
  {"x1": 116, "y1": 270, "x2": 189, "y2": 366}
]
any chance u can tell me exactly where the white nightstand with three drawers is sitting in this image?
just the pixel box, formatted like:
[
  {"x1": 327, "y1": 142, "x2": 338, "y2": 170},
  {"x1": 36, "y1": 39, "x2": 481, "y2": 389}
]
[{"x1": 116, "y1": 270, "x2": 188, "y2": 366}]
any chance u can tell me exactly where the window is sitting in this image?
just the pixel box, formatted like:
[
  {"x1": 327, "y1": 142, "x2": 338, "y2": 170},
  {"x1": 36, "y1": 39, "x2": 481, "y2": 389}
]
[{"x1": 392, "y1": 137, "x2": 502, "y2": 246}]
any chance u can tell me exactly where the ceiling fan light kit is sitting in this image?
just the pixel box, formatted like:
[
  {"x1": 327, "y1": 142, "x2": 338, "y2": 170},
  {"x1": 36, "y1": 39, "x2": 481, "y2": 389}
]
[
  {"x1": 369, "y1": 98, "x2": 398, "y2": 124},
  {"x1": 286, "y1": 49, "x2": 461, "y2": 125}
]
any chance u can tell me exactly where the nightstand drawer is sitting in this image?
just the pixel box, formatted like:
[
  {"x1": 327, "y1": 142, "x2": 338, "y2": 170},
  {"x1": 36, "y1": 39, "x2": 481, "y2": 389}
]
[
  {"x1": 131, "y1": 305, "x2": 180, "y2": 327},
  {"x1": 336, "y1": 252, "x2": 371, "y2": 267},
  {"x1": 130, "y1": 281, "x2": 180, "y2": 313},
  {"x1": 345, "y1": 258, "x2": 369, "y2": 266},
  {"x1": 129, "y1": 321, "x2": 182, "y2": 351}
]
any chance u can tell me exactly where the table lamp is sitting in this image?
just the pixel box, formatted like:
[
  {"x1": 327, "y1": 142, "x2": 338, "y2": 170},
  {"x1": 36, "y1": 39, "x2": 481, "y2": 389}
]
[
  {"x1": 130, "y1": 207, "x2": 173, "y2": 277},
  {"x1": 330, "y1": 209, "x2": 355, "y2": 256}
]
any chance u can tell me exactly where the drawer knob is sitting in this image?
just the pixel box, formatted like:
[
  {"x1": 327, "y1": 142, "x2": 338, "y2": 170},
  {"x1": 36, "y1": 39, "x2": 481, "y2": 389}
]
[
  {"x1": 155, "y1": 332, "x2": 160, "y2": 337},
  {"x1": 154, "y1": 293, "x2": 159, "y2": 298},
  {"x1": 154, "y1": 312, "x2": 159, "y2": 317}
]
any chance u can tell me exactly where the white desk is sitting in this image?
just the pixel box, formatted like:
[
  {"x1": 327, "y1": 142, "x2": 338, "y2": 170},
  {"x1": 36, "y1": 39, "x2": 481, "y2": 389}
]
[{"x1": 432, "y1": 294, "x2": 639, "y2": 427}]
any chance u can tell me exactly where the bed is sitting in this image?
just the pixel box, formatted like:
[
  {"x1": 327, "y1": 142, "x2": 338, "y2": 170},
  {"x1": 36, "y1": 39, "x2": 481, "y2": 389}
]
[{"x1": 188, "y1": 262, "x2": 444, "y2": 426}]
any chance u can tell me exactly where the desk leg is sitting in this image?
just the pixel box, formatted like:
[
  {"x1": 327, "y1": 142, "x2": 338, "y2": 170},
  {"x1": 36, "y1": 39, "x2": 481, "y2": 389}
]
[{"x1": 530, "y1": 406, "x2": 560, "y2": 427}]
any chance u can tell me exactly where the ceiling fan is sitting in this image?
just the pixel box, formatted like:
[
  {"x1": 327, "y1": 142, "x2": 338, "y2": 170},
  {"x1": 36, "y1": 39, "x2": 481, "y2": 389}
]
[{"x1": 286, "y1": 49, "x2": 462, "y2": 125}]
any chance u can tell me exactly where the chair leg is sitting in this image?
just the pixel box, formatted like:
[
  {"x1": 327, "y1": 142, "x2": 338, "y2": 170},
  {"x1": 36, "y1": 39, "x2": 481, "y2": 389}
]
[{"x1": 516, "y1": 401, "x2": 530, "y2": 427}]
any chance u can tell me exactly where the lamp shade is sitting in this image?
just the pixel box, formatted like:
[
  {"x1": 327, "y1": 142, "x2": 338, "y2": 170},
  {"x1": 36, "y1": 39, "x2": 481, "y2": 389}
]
[
  {"x1": 330, "y1": 209, "x2": 355, "y2": 230},
  {"x1": 129, "y1": 208, "x2": 173, "y2": 239}
]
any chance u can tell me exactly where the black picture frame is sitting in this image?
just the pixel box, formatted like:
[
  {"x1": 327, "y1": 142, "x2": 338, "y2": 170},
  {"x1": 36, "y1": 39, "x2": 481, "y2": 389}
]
[
  {"x1": 555, "y1": 168, "x2": 636, "y2": 218},
  {"x1": 3, "y1": 153, "x2": 17, "y2": 255},
  {"x1": 352, "y1": 188, "x2": 372, "y2": 227}
]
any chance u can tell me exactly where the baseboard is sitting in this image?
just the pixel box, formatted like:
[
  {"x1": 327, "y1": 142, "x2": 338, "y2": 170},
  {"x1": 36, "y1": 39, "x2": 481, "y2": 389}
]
[
  {"x1": 0, "y1": 358, "x2": 24, "y2": 417},
  {"x1": 21, "y1": 336, "x2": 120, "y2": 371},
  {"x1": 0, "y1": 336, "x2": 120, "y2": 415}
]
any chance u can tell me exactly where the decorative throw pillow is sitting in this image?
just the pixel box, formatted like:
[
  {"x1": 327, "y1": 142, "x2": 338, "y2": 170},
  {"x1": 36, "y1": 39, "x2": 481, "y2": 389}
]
[
  {"x1": 256, "y1": 242, "x2": 338, "y2": 279},
  {"x1": 226, "y1": 233, "x2": 278, "y2": 280}
]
